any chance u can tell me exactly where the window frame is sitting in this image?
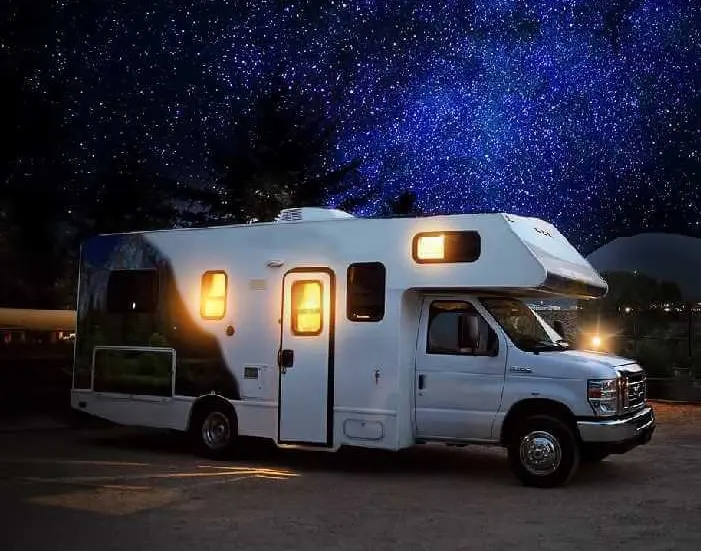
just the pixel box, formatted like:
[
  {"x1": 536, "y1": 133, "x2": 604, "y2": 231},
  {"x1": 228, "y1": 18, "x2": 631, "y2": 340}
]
[
  {"x1": 291, "y1": 279, "x2": 324, "y2": 336},
  {"x1": 412, "y1": 231, "x2": 482, "y2": 264},
  {"x1": 105, "y1": 269, "x2": 159, "y2": 314},
  {"x1": 200, "y1": 270, "x2": 228, "y2": 321},
  {"x1": 425, "y1": 300, "x2": 498, "y2": 357},
  {"x1": 346, "y1": 262, "x2": 387, "y2": 322}
]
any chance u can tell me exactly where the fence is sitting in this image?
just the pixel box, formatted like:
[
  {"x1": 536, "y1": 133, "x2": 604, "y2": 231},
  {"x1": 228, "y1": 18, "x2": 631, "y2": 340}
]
[{"x1": 575, "y1": 308, "x2": 701, "y2": 402}]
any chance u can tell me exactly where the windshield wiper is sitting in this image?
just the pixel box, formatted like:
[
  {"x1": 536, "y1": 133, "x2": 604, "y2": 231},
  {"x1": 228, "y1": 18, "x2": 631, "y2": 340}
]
[{"x1": 517, "y1": 336, "x2": 568, "y2": 353}]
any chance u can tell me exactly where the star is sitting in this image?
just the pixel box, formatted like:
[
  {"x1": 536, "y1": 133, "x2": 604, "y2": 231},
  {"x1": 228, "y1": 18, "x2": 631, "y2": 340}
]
[{"x1": 48, "y1": 0, "x2": 700, "y2": 253}]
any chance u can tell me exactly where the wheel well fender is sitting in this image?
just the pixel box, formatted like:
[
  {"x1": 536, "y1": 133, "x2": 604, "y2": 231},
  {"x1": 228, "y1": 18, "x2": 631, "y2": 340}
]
[
  {"x1": 187, "y1": 394, "x2": 238, "y2": 433},
  {"x1": 500, "y1": 398, "x2": 578, "y2": 445}
]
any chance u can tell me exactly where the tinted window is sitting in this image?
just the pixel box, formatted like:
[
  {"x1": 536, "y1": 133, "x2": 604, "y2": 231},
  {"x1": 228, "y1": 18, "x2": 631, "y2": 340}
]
[
  {"x1": 426, "y1": 301, "x2": 498, "y2": 356},
  {"x1": 106, "y1": 270, "x2": 159, "y2": 313},
  {"x1": 93, "y1": 347, "x2": 173, "y2": 396},
  {"x1": 347, "y1": 262, "x2": 386, "y2": 322}
]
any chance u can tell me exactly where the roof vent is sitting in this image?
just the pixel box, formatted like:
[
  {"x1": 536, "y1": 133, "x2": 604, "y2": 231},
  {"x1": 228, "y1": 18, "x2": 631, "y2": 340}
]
[{"x1": 275, "y1": 207, "x2": 355, "y2": 222}]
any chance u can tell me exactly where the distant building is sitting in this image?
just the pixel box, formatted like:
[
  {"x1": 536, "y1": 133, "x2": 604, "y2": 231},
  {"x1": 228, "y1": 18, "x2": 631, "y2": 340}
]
[{"x1": 0, "y1": 308, "x2": 75, "y2": 346}]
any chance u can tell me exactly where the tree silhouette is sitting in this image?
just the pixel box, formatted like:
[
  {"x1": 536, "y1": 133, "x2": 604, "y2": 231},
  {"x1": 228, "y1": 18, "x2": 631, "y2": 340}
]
[
  {"x1": 71, "y1": 147, "x2": 182, "y2": 238},
  {"x1": 0, "y1": 1, "x2": 73, "y2": 308},
  {"x1": 191, "y1": 88, "x2": 366, "y2": 225},
  {"x1": 579, "y1": 271, "x2": 683, "y2": 315},
  {"x1": 378, "y1": 190, "x2": 423, "y2": 217}
]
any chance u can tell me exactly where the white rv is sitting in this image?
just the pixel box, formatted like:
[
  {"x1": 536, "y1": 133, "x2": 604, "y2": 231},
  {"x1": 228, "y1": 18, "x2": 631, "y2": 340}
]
[{"x1": 71, "y1": 208, "x2": 655, "y2": 488}]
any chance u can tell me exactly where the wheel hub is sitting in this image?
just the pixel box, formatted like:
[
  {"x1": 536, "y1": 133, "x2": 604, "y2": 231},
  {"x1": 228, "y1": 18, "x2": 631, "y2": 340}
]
[
  {"x1": 519, "y1": 430, "x2": 562, "y2": 476},
  {"x1": 202, "y1": 412, "x2": 230, "y2": 450}
]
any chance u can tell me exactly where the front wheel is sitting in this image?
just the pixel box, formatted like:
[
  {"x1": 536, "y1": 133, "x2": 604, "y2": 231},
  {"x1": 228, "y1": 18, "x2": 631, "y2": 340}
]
[{"x1": 507, "y1": 415, "x2": 580, "y2": 488}]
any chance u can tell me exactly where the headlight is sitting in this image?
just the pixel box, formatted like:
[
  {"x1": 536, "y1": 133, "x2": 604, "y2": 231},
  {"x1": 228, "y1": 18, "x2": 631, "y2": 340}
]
[{"x1": 587, "y1": 378, "x2": 619, "y2": 417}]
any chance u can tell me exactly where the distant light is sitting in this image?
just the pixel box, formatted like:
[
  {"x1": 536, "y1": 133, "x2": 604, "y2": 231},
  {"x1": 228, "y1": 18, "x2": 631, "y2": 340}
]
[
  {"x1": 592, "y1": 335, "x2": 602, "y2": 348},
  {"x1": 624, "y1": 306, "x2": 632, "y2": 313}
]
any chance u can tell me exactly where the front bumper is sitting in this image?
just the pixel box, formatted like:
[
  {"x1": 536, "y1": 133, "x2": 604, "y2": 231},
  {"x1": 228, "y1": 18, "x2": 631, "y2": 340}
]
[{"x1": 577, "y1": 406, "x2": 655, "y2": 445}]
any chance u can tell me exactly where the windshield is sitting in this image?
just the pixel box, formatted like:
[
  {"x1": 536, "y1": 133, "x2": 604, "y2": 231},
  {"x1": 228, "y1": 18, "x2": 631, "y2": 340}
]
[{"x1": 479, "y1": 297, "x2": 569, "y2": 353}]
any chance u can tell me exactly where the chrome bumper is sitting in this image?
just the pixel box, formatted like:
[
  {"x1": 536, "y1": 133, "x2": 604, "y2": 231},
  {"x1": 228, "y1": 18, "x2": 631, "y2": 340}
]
[{"x1": 577, "y1": 406, "x2": 656, "y2": 444}]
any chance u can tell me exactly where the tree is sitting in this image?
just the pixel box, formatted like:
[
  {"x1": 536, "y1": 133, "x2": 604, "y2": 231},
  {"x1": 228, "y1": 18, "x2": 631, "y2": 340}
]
[
  {"x1": 191, "y1": 88, "x2": 367, "y2": 225},
  {"x1": 71, "y1": 147, "x2": 183, "y2": 238},
  {"x1": 377, "y1": 190, "x2": 423, "y2": 217},
  {"x1": 0, "y1": 1, "x2": 73, "y2": 308},
  {"x1": 578, "y1": 270, "x2": 684, "y2": 343},
  {"x1": 0, "y1": 171, "x2": 73, "y2": 308},
  {"x1": 580, "y1": 271, "x2": 683, "y2": 316}
]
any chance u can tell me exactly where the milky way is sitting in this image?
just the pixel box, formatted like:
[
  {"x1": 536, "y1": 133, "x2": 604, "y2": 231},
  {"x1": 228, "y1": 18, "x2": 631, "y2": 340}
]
[{"x1": 53, "y1": 0, "x2": 700, "y2": 252}]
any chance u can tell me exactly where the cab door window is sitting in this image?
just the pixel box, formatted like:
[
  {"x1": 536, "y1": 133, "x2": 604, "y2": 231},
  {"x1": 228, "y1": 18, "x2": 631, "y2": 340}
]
[{"x1": 426, "y1": 301, "x2": 498, "y2": 356}]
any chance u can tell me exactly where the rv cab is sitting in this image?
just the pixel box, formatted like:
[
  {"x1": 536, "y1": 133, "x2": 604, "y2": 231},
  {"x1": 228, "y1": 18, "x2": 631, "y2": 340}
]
[
  {"x1": 71, "y1": 208, "x2": 655, "y2": 488},
  {"x1": 413, "y1": 292, "x2": 650, "y2": 443}
]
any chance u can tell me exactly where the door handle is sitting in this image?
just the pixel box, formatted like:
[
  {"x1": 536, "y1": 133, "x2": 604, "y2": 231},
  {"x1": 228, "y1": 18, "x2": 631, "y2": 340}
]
[
  {"x1": 418, "y1": 374, "x2": 426, "y2": 390},
  {"x1": 278, "y1": 349, "x2": 294, "y2": 370}
]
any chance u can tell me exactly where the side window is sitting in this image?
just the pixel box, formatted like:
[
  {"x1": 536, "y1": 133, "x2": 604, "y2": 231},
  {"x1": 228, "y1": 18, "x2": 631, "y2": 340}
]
[
  {"x1": 291, "y1": 280, "x2": 323, "y2": 336},
  {"x1": 413, "y1": 231, "x2": 481, "y2": 263},
  {"x1": 106, "y1": 270, "x2": 159, "y2": 313},
  {"x1": 426, "y1": 301, "x2": 498, "y2": 356},
  {"x1": 201, "y1": 271, "x2": 228, "y2": 320},
  {"x1": 347, "y1": 262, "x2": 386, "y2": 322}
]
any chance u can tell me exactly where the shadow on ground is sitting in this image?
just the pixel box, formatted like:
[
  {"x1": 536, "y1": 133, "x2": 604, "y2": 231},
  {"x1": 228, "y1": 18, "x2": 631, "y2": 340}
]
[{"x1": 80, "y1": 426, "x2": 643, "y2": 489}]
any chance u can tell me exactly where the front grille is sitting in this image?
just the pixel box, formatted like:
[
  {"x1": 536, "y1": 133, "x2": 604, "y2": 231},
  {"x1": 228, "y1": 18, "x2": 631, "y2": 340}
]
[{"x1": 621, "y1": 371, "x2": 646, "y2": 412}]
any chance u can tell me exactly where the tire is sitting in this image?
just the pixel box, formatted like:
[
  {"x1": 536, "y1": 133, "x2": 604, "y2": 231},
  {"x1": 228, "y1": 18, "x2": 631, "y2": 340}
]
[
  {"x1": 507, "y1": 414, "x2": 580, "y2": 488},
  {"x1": 581, "y1": 445, "x2": 610, "y2": 463},
  {"x1": 190, "y1": 403, "x2": 238, "y2": 460}
]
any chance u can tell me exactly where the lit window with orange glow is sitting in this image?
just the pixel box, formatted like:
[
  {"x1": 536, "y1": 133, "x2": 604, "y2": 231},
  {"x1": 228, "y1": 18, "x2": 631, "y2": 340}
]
[
  {"x1": 415, "y1": 233, "x2": 445, "y2": 260},
  {"x1": 291, "y1": 280, "x2": 323, "y2": 335},
  {"x1": 412, "y1": 231, "x2": 481, "y2": 263},
  {"x1": 201, "y1": 271, "x2": 228, "y2": 320}
]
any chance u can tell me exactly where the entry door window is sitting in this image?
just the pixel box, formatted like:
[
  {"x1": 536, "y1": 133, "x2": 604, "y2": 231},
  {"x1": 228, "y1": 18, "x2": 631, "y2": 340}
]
[
  {"x1": 291, "y1": 280, "x2": 323, "y2": 336},
  {"x1": 426, "y1": 301, "x2": 498, "y2": 356}
]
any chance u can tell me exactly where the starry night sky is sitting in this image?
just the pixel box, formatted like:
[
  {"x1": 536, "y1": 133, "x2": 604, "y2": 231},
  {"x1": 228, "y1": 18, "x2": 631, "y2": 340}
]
[{"x1": 52, "y1": 0, "x2": 700, "y2": 252}]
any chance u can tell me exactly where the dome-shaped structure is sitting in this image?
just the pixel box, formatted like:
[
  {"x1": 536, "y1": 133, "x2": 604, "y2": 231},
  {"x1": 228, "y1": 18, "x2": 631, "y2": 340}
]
[{"x1": 586, "y1": 233, "x2": 701, "y2": 302}]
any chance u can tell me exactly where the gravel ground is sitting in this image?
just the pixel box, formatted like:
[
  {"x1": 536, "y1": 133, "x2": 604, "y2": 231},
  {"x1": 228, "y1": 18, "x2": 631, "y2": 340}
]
[{"x1": 1, "y1": 402, "x2": 701, "y2": 551}]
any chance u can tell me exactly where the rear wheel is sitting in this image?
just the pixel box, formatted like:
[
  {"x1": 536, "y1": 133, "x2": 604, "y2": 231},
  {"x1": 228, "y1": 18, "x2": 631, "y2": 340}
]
[
  {"x1": 507, "y1": 415, "x2": 580, "y2": 488},
  {"x1": 190, "y1": 404, "x2": 238, "y2": 460}
]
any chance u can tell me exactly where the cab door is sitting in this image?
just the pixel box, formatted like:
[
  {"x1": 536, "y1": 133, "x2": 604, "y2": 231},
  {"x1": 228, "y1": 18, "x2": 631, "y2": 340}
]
[
  {"x1": 414, "y1": 298, "x2": 507, "y2": 441},
  {"x1": 278, "y1": 269, "x2": 335, "y2": 446}
]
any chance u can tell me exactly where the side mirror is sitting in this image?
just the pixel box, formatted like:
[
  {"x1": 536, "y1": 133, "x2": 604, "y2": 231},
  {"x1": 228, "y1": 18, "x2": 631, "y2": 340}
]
[{"x1": 458, "y1": 313, "x2": 479, "y2": 349}]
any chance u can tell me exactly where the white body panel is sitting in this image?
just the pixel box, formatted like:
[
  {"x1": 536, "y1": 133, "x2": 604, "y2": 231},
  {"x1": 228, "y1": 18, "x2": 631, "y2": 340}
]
[
  {"x1": 72, "y1": 209, "x2": 642, "y2": 456},
  {"x1": 491, "y1": 350, "x2": 644, "y2": 439}
]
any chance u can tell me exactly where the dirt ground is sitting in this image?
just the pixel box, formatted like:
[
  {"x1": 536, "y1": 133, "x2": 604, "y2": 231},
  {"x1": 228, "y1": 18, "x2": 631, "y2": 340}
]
[{"x1": 1, "y1": 402, "x2": 700, "y2": 551}]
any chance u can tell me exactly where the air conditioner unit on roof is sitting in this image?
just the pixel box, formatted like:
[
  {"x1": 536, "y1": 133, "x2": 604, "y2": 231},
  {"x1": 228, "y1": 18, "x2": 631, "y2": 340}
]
[{"x1": 275, "y1": 207, "x2": 355, "y2": 222}]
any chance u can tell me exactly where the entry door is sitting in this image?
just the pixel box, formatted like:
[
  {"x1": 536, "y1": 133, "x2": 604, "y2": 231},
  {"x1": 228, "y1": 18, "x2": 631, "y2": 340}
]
[
  {"x1": 415, "y1": 298, "x2": 507, "y2": 441},
  {"x1": 278, "y1": 270, "x2": 334, "y2": 445}
]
